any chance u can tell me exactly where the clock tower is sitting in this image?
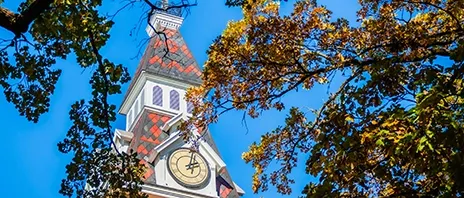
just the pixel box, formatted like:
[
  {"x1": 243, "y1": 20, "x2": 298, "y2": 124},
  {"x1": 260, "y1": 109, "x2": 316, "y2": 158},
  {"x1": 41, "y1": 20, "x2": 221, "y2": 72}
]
[{"x1": 112, "y1": 1, "x2": 245, "y2": 198}]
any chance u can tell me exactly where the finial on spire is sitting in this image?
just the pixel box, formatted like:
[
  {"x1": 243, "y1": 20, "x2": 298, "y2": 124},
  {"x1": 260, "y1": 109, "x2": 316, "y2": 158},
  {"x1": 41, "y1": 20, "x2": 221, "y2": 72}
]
[{"x1": 162, "y1": 0, "x2": 168, "y2": 10}]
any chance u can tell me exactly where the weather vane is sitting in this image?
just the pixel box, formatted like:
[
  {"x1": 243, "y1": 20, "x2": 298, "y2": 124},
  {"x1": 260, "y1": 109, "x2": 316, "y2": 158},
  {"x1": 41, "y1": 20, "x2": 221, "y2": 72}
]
[
  {"x1": 156, "y1": 0, "x2": 183, "y2": 17},
  {"x1": 162, "y1": 0, "x2": 168, "y2": 10}
]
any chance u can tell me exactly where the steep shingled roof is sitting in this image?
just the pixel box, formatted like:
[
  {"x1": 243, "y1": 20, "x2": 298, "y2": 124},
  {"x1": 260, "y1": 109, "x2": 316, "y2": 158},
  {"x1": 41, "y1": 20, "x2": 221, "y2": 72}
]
[
  {"x1": 143, "y1": 29, "x2": 202, "y2": 84},
  {"x1": 121, "y1": 29, "x2": 202, "y2": 107}
]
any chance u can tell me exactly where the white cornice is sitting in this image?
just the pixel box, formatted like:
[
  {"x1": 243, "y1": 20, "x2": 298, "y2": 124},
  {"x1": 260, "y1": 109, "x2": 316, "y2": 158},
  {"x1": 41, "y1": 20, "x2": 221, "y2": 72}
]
[
  {"x1": 146, "y1": 12, "x2": 184, "y2": 37},
  {"x1": 114, "y1": 129, "x2": 133, "y2": 141},
  {"x1": 119, "y1": 71, "x2": 146, "y2": 115},
  {"x1": 233, "y1": 182, "x2": 246, "y2": 195},
  {"x1": 153, "y1": 131, "x2": 182, "y2": 154},
  {"x1": 112, "y1": 129, "x2": 133, "y2": 153},
  {"x1": 146, "y1": 71, "x2": 194, "y2": 89},
  {"x1": 142, "y1": 184, "x2": 218, "y2": 198},
  {"x1": 160, "y1": 113, "x2": 187, "y2": 132}
]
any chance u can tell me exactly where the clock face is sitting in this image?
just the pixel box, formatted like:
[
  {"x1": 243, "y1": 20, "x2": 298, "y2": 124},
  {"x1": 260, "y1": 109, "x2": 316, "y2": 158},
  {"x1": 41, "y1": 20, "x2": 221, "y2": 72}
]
[{"x1": 167, "y1": 148, "x2": 210, "y2": 188}]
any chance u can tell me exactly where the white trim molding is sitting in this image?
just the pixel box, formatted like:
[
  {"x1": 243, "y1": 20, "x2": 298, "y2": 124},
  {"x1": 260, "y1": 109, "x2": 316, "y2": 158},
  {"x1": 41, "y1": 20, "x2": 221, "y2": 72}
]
[
  {"x1": 142, "y1": 184, "x2": 218, "y2": 198},
  {"x1": 199, "y1": 138, "x2": 226, "y2": 169},
  {"x1": 113, "y1": 129, "x2": 133, "y2": 153},
  {"x1": 233, "y1": 182, "x2": 246, "y2": 195},
  {"x1": 160, "y1": 112, "x2": 187, "y2": 132},
  {"x1": 146, "y1": 12, "x2": 184, "y2": 37},
  {"x1": 114, "y1": 129, "x2": 133, "y2": 141},
  {"x1": 153, "y1": 131, "x2": 182, "y2": 155}
]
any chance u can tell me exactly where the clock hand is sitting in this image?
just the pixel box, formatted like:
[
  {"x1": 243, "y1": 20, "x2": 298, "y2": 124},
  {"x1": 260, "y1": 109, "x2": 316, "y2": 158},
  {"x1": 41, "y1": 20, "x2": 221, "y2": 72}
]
[
  {"x1": 190, "y1": 155, "x2": 197, "y2": 174},
  {"x1": 188, "y1": 152, "x2": 194, "y2": 166},
  {"x1": 185, "y1": 153, "x2": 199, "y2": 174}
]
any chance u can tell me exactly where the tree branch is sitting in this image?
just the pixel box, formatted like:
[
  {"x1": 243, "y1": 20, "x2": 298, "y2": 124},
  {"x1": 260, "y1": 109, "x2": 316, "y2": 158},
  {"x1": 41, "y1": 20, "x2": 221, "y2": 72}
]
[
  {"x1": 0, "y1": 7, "x2": 17, "y2": 35},
  {"x1": 88, "y1": 30, "x2": 121, "y2": 155},
  {"x1": 0, "y1": 0, "x2": 54, "y2": 36}
]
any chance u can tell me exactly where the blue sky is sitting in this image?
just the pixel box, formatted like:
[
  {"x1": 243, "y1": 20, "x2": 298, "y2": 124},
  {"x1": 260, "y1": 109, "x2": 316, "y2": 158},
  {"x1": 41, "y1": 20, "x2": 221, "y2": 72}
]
[{"x1": 0, "y1": 0, "x2": 359, "y2": 197}]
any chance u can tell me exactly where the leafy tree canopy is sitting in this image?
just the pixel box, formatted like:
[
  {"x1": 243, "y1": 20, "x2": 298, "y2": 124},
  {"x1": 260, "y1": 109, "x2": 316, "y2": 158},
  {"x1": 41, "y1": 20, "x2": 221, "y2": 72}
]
[
  {"x1": 185, "y1": 0, "x2": 464, "y2": 197},
  {"x1": 0, "y1": 0, "x2": 194, "y2": 197}
]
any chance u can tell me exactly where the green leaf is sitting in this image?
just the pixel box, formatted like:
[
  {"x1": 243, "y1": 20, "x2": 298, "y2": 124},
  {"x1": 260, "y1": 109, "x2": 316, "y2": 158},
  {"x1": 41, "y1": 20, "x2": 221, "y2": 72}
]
[
  {"x1": 375, "y1": 139, "x2": 385, "y2": 146},
  {"x1": 426, "y1": 142, "x2": 434, "y2": 151},
  {"x1": 419, "y1": 136, "x2": 427, "y2": 144},
  {"x1": 417, "y1": 144, "x2": 425, "y2": 152}
]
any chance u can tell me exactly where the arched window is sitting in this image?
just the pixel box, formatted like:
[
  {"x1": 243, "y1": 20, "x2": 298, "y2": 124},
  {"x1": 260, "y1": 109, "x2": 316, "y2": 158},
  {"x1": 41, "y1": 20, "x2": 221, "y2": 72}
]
[
  {"x1": 170, "y1": 90, "x2": 180, "y2": 110},
  {"x1": 187, "y1": 101, "x2": 194, "y2": 114},
  {"x1": 152, "y1": 86, "x2": 163, "y2": 106}
]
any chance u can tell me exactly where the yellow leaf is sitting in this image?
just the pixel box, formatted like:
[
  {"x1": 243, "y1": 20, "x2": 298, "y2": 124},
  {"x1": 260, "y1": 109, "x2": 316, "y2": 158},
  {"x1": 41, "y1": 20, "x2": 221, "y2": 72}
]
[{"x1": 345, "y1": 115, "x2": 354, "y2": 122}]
